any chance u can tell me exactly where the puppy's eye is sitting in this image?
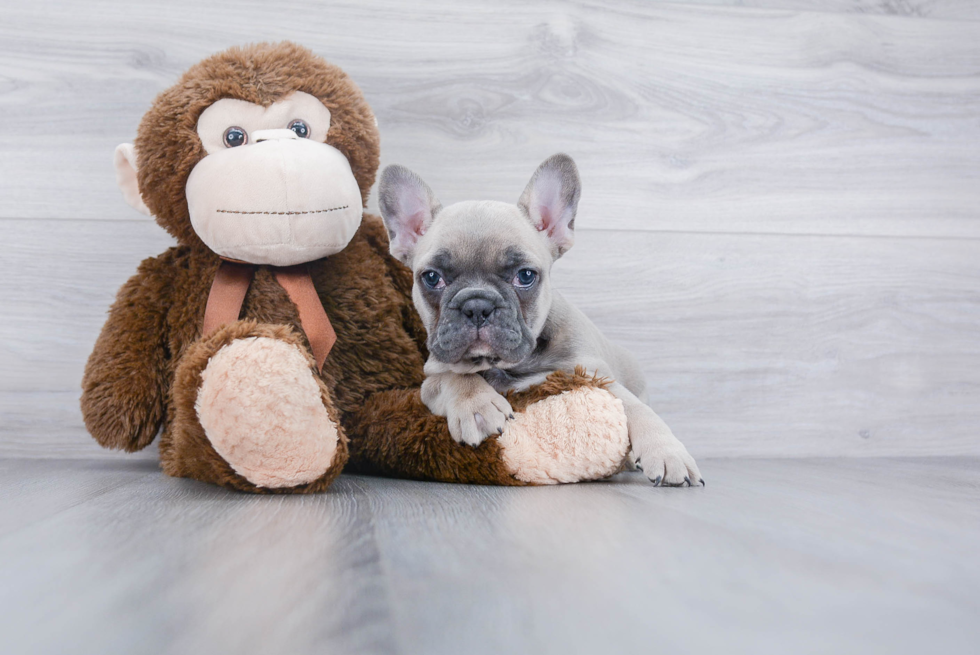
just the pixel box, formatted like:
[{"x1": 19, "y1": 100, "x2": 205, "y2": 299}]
[
  {"x1": 288, "y1": 119, "x2": 310, "y2": 138},
  {"x1": 421, "y1": 270, "x2": 445, "y2": 290},
  {"x1": 223, "y1": 126, "x2": 248, "y2": 148},
  {"x1": 513, "y1": 268, "x2": 537, "y2": 288}
]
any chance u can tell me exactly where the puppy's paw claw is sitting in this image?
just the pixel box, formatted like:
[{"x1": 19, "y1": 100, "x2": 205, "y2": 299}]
[{"x1": 633, "y1": 439, "x2": 702, "y2": 489}]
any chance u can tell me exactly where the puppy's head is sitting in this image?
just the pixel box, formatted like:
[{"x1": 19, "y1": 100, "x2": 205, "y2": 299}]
[{"x1": 379, "y1": 154, "x2": 581, "y2": 372}]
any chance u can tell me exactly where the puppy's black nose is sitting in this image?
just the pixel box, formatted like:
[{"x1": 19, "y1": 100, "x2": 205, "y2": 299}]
[{"x1": 460, "y1": 297, "x2": 495, "y2": 328}]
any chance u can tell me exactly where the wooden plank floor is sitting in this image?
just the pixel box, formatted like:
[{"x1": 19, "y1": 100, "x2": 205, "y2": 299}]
[{"x1": 1, "y1": 457, "x2": 977, "y2": 655}]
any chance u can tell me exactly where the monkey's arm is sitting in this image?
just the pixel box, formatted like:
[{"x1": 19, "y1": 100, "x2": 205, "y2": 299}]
[
  {"x1": 343, "y1": 368, "x2": 626, "y2": 485},
  {"x1": 81, "y1": 254, "x2": 174, "y2": 452},
  {"x1": 342, "y1": 386, "x2": 525, "y2": 485}
]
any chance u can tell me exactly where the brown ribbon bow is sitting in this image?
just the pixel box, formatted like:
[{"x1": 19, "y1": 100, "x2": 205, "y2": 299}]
[{"x1": 202, "y1": 260, "x2": 337, "y2": 372}]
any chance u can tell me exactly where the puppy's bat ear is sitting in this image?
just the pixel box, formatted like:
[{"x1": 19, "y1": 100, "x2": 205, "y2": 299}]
[
  {"x1": 379, "y1": 164, "x2": 442, "y2": 265},
  {"x1": 518, "y1": 153, "x2": 581, "y2": 258}
]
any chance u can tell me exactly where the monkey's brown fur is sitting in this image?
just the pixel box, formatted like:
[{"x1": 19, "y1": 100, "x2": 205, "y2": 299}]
[{"x1": 81, "y1": 42, "x2": 606, "y2": 492}]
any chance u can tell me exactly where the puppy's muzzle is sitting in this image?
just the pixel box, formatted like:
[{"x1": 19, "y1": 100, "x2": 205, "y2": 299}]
[{"x1": 432, "y1": 287, "x2": 531, "y2": 366}]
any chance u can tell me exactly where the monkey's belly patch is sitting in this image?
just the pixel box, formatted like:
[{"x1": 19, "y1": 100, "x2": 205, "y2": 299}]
[
  {"x1": 498, "y1": 387, "x2": 629, "y2": 484},
  {"x1": 195, "y1": 336, "x2": 339, "y2": 488}
]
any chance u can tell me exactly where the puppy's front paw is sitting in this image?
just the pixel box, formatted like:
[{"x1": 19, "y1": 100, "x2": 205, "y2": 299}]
[
  {"x1": 632, "y1": 429, "x2": 703, "y2": 488},
  {"x1": 447, "y1": 390, "x2": 513, "y2": 447}
]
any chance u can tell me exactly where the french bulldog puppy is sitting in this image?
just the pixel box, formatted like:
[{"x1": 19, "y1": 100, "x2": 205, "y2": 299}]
[{"x1": 378, "y1": 154, "x2": 702, "y2": 487}]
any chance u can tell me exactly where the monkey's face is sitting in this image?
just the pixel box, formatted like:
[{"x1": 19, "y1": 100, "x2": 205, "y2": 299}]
[
  {"x1": 182, "y1": 91, "x2": 363, "y2": 266},
  {"x1": 117, "y1": 43, "x2": 380, "y2": 258}
]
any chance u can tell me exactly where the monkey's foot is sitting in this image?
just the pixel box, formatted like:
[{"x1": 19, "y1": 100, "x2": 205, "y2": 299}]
[
  {"x1": 500, "y1": 369, "x2": 630, "y2": 484},
  {"x1": 166, "y1": 321, "x2": 347, "y2": 493},
  {"x1": 197, "y1": 335, "x2": 339, "y2": 487}
]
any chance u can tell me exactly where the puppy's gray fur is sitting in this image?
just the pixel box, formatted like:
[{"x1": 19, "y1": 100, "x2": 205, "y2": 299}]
[{"x1": 379, "y1": 154, "x2": 701, "y2": 487}]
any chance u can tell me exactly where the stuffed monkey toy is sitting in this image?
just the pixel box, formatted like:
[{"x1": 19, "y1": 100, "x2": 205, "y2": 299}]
[{"x1": 80, "y1": 42, "x2": 630, "y2": 493}]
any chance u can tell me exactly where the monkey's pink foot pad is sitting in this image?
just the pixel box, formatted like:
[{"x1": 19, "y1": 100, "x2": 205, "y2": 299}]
[
  {"x1": 195, "y1": 336, "x2": 339, "y2": 488},
  {"x1": 501, "y1": 386, "x2": 630, "y2": 484}
]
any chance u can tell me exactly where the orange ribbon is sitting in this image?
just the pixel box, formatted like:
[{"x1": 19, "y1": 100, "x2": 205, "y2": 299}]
[{"x1": 202, "y1": 260, "x2": 336, "y2": 372}]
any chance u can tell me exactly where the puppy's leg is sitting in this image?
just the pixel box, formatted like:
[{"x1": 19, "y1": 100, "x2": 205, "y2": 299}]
[
  {"x1": 606, "y1": 382, "x2": 703, "y2": 487},
  {"x1": 422, "y1": 372, "x2": 513, "y2": 446}
]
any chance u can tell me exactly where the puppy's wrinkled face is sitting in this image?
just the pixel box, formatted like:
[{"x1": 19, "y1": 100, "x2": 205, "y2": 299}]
[
  {"x1": 412, "y1": 201, "x2": 554, "y2": 371},
  {"x1": 379, "y1": 154, "x2": 580, "y2": 372}
]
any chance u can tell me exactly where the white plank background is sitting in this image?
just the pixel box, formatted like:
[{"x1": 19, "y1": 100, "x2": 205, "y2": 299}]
[{"x1": 1, "y1": 0, "x2": 978, "y2": 457}]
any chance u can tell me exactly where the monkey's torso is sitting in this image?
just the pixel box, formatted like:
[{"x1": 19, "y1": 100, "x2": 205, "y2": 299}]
[{"x1": 153, "y1": 214, "x2": 427, "y2": 428}]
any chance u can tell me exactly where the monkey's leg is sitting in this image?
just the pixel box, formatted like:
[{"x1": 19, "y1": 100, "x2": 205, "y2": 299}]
[
  {"x1": 344, "y1": 368, "x2": 629, "y2": 485},
  {"x1": 162, "y1": 320, "x2": 347, "y2": 494}
]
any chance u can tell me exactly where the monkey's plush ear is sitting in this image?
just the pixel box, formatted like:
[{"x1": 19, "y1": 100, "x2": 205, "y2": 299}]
[
  {"x1": 113, "y1": 143, "x2": 151, "y2": 216},
  {"x1": 518, "y1": 153, "x2": 581, "y2": 258},
  {"x1": 379, "y1": 165, "x2": 441, "y2": 265}
]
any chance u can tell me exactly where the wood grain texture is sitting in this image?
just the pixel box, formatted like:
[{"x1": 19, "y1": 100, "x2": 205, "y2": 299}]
[
  {"x1": 556, "y1": 229, "x2": 980, "y2": 457},
  {"x1": 3, "y1": 219, "x2": 978, "y2": 458},
  {"x1": 0, "y1": 0, "x2": 978, "y2": 237},
  {"x1": 1, "y1": 458, "x2": 978, "y2": 654},
  {"x1": 3, "y1": 5, "x2": 977, "y2": 652},
  {"x1": 2, "y1": 1, "x2": 978, "y2": 459},
  {"x1": 663, "y1": 0, "x2": 980, "y2": 20},
  {"x1": 0, "y1": 393, "x2": 159, "y2": 460}
]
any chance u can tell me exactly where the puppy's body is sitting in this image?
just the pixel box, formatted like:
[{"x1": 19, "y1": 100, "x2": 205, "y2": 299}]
[{"x1": 380, "y1": 156, "x2": 702, "y2": 486}]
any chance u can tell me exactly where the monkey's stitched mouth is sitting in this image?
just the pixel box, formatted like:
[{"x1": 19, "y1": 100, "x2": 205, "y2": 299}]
[{"x1": 215, "y1": 205, "x2": 349, "y2": 216}]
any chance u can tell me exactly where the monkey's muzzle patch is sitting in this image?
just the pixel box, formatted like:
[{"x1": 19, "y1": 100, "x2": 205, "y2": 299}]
[{"x1": 186, "y1": 137, "x2": 363, "y2": 266}]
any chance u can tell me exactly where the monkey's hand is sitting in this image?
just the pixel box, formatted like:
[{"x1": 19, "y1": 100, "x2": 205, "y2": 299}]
[{"x1": 80, "y1": 255, "x2": 174, "y2": 452}]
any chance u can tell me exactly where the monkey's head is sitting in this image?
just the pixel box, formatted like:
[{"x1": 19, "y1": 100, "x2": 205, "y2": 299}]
[{"x1": 115, "y1": 42, "x2": 379, "y2": 266}]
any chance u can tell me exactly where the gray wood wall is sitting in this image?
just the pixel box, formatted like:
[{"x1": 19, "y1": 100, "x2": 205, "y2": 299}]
[{"x1": 2, "y1": 0, "x2": 978, "y2": 459}]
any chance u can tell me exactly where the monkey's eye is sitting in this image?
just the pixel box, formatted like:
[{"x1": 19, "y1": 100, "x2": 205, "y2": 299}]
[
  {"x1": 222, "y1": 126, "x2": 248, "y2": 148},
  {"x1": 421, "y1": 270, "x2": 445, "y2": 290},
  {"x1": 288, "y1": 119, "x2": 310, "y2": 138},
  {"x1": 513, "y1": 268, "x2": 538, "y2": 288}
]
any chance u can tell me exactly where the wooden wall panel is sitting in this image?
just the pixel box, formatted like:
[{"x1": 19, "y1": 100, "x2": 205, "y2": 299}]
[
  {"x1": 0, "y1": 1, "x2": 978, "y2": 237},
  {"x1": 652, "y1": 0, "x2": 980, "y2": 20},
  {"x1": 3, "y1": 220, "x2": 977, "y2": 458},
  {"x1": 2, "y1": 1, "x2": 978, "y2": 458}
]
